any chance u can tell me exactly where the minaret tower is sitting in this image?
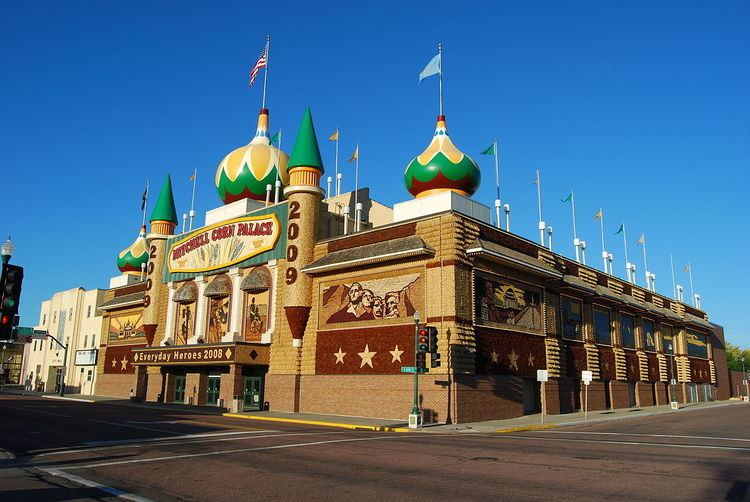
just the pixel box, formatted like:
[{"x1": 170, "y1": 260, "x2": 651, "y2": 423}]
[
  {"x1": 142, "y1": 174, "x2": 178, "y2": 347},
  {"x1": 283, "y1": 107, "x2": 325, "y2": 348}
]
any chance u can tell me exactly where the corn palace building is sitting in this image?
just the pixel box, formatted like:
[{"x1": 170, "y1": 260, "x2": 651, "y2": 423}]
[{"x1": 97, "y1": 106, "x2": 721, "y2": 423}]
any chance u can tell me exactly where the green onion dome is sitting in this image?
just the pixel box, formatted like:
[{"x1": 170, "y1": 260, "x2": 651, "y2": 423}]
[
  {"x1": 215, "y1": 108, "x2": 289, "y2": 204},
  {"x1": 117, "y1": 225, "x2": 148, "y2": 275},
  {"x1": 404, "y1": 115, "x2": 481, "y2": 198}
]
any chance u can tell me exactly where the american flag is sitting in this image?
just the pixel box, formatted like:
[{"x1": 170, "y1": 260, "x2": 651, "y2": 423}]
[{"x1": 248, "y1": 48, "x2": 267, "y2": 86}]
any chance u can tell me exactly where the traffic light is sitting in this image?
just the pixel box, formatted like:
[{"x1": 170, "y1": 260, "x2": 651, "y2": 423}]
[
  {"x1": 423, "y1": 326, "x2": 440, "y2": 368},
  {"x1": 0, "y1": 264, "x2": 24, "y2": 340},
  {"x1": 417, "y1": 328, "x2": 429, "y2": 353},
  {"x1": 415, "y1": 351, "x2": 426, "y2": 370}
]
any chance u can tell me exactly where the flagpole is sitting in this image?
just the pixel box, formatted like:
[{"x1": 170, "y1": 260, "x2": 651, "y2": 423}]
[
  {"x1": 494, "y1": 139, "x2": 501, "y2": 229},
  {"x1": 571, "y1": 191, "x2": 580, "y2": 263},
  {"x1": 621, "y1": 223, "x2": 631, "y2": 283},
  {"x1": 641, "y1": 236, "x2": 649, "y2": 289},
  {"x1": 188, "y1": 169, "x2": 197, "y2": 231},
  {"x1": 535, "y1": 170, "x2": 544, "y2": 245},
  {"x1": 141, "y1": 180, "x2": 149, "y2": 228},
  {"x1": 261, "y1": 35, "x2": 270, "y2": 110},
  {"x1": 335, "y1": 129, "x2": 340, "y2": 196},
  {"x1": 687, "y1": 263, "x2": 695, "y2": 305},
  {"x1": 354, "y1": 143, "x2": 360, "y2": 231},
  {"x1": 438, "y1": 43, "x2": 443, "y2": 116},
  {"x1": 599, "y1": 207, "x2": 607, "y2": 273},
  {"x1": 670, "y1": 252, "x2": 677, "y2": 299}
]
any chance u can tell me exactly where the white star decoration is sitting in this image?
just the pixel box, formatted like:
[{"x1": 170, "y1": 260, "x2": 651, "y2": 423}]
[
  {"x1": 358, "y1": 344, "x2": 376, "y2": 368},
  {"x1": 508, "y1": 350, "x2": 519, "y2": 371},
  {"x1": 490, "y1": 350, "x2": 499, "y2": 363},
  {"x1": 119, "y1": 356, "x2": 129, "y2": 370},
  {"x1": 334, "y1": 347, "x2": 346, "y2": 365},
  {"x1": 389, "y1": 345, "x2": 404, "y2": 363}
]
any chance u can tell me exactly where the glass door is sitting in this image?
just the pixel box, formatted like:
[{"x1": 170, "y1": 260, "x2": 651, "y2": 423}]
[
  {"x1": 173, "y1": 375, "x2": 186, "y2": 403},
  {"x1": 206, "y1": 376, "x2": 221, "y2": 405},
  {"x1": 243, "y1": 376, "x2": 262, "y2": 411}
]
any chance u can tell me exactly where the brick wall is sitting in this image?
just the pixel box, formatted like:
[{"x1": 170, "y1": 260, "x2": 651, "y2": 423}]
[{"x1": 95, "y1": 373, "x2": 135, "y2": 398}]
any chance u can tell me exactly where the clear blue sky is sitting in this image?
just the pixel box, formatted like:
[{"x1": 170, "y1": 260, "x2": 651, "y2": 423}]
[{"x1": 2, "y1": 1, "x2": 748, "y2": 346}]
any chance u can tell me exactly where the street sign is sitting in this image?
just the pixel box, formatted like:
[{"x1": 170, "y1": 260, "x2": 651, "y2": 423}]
[
  {"x1": 582, "y1": 370, "x2": 593, "y2": 385},
  {"x1": 401, "y1": 366, "x2": 429, "y2": 374},
  {"x1": 537, "y1": 369, "x2": 549, "y2": 382},
  {"x1": 32, "y1": 329, "x2": 48, "y2": 339},
  {"x1": 14, "y1": 327, "x2": 34, "y2": 336}
]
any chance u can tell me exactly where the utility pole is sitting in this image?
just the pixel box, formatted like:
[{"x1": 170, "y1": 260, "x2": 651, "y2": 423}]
[{"x1": 410, "y1": 312, "x2": 421, "y2": 428}]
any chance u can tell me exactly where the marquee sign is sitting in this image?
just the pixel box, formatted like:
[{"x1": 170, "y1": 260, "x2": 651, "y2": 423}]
[
  {"x1": 167, "y1": 214, "x2": 281, "y2": 274},
  {"x1": 131, "y1": 343, "x2": 270, "y2": 366}
]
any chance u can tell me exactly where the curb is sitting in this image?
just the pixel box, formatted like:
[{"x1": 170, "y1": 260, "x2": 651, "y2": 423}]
[
  {"x1": 41, "y1": 395, "x2": 95, "y2": 403},
  {"x1": 222, "y1": 413, "x2": 411, "y2": 433},
  {"x1": 495, "y1": 424, "x2": 557, "y2": 433}
]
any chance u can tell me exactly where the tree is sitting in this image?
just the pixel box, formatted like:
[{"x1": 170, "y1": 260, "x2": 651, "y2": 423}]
[{"x1": 726, "y1": 342, "x2": 750, "y2": 371}]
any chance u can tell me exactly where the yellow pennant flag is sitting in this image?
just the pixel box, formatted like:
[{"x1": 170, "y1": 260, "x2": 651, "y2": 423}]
[
  {"x1": 637, "y1": 234, "x2": 645, "y2": 245},
  {"x1": 594, "y1": 209, "x2": 602, "y2": 221},
  {"x1": 328, "y1": 130, "x2": 339, "y2": 141},
  {"x1": 348, "y1": 146, "x2": 358, "y2": 163}
]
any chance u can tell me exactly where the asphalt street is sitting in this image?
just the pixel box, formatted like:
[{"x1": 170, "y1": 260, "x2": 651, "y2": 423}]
[{"x1": 0, "y1": 394, "x2": 748, "y2": 501}]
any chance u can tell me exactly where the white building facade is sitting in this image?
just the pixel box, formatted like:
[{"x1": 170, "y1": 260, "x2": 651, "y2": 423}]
[{"x1": 22, "y1": 287, "x2": 104, "y2": 395}]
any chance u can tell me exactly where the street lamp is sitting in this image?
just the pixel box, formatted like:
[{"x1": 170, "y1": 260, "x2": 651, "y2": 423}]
[
  {"x1": 1, "y1": 236, "x2": 14, "y2": 265},
  {"x1": 410, "y1": 311, "x2": 421, "y2": 428},
  {"x1": 668, "y1": 342, "x2": 678, "y2": 409}
]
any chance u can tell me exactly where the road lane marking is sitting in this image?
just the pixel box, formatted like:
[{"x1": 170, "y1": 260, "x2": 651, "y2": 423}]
[
  {"x1": 32, "y1": 431, "x2": 356, "y2": 457},
  {"x1": 126, "y1": 420, "x2": 180, "y2": 424},
  {"x1": 537, "y1": 430, "x2": 750, "y2": 442},
  {"x1": 42, "y1": 468, "x2": 152, "y2": 502},
  {"x1": 63, "y1": 435, "x2": 409, "y2": 469},
  {"x1": 496, "y1": 434, "x2": 750, "y2": 452},
  {"x1": 5, "y1": 404, "x2": 183, "y2": 435}
]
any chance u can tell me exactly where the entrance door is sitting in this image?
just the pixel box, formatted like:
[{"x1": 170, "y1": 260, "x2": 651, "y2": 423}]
[
  {"x1": 174, "y1": 375, "x2": 186, "y2": 403},
  {"x1": 243, "y1": 376, "x2": 263, "y2": 411},
  {"x1": 206, "y1": 376, "x2": 221, "y2": 405},
  {"x1": 604, "y1": 381, "x2": 612, "y2": 409}
]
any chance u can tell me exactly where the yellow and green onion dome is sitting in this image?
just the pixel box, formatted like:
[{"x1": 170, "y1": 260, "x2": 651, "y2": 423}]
[
  {"x1": 117, "y1": 225, "x2": 148, "y2": 275},
  {"x1": 404, "y1": 115, "x2": 481, "y2": 198},
  {"x1": 215, "y1": 108, "x2": 289, "y2": 204}
]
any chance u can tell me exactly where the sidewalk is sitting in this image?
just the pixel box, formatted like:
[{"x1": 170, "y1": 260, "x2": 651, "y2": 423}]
[{"x1": 2, "y1": 387, "x2": 741, "y2": 433}]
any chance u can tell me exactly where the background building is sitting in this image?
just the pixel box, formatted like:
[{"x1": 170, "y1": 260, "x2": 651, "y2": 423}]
[{"x1": 22, "y1": 287, "x2": 104, "y2": 393}]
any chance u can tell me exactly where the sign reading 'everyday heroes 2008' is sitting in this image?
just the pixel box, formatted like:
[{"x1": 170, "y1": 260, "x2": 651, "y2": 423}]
[{"x1": 167, "y1": 213, "x2": 281, "y2": 274}]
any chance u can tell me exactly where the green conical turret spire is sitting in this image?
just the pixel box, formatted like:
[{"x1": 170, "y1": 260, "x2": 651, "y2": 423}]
[
  {"x1": 287, "y1": 107, "x2": 324, "y2": 173},
  {"x1": 149, "y1": 174, "x2": 178, "y2": 224}
]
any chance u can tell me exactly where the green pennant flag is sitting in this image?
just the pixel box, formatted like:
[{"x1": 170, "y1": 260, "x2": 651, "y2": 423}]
[
  {"x1": 561, "y1": 192, "x2": 573, "y2": 203},
  {"x1": 615, "y1": 223, "x2": 624, "y2": 235},
  {"x1": 479, "y1": 143, "x2": 495, "y2": 155},
  {"x1": 270, "y1": 131, "x2": 280, "y2": 145}
]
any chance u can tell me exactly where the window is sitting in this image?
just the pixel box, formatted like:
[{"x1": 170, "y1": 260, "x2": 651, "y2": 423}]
[
  {"x1": 87, "y1": 370, "x2": 93, "y2": 382},
  {"x1": 561, "y1": 296, "x2": 583, "y2": 341},
  {"x1": 53, "y1": 312, "x2": 57, "y2": 323},
  {"x1": 91, "y1": 335, "x2": 96, "y2": 347},
  {"x1": 620, "y1": 314, "x2": 635, "y2": 349},
  {"x1": 33, "y1": 341, "x2": 37, "y2": 351},
  {"x1": 87, "y1": 305, "x2": 92, "y2": 318},
  {"x1": 687, "y1": 330, "x2": 708, "y2": 358},
  {"x1": 593, "y1": 307, "x2": 611, "y2": 345},
  {"x1": 69, "y1": 309, "x2": 73, "y2": 321},
  {"x1": 662, "y1": 325, "x2": 674, "y2": 354},
  {"x1": 643, "y1": 319, "x2": 656, "y2": 352},
  {"x1": 42, "y1": 314, "x2": 47, "y2": 325},
  {"x1": 83, "y1": 335, "x2": 88, "y2": 348}
]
